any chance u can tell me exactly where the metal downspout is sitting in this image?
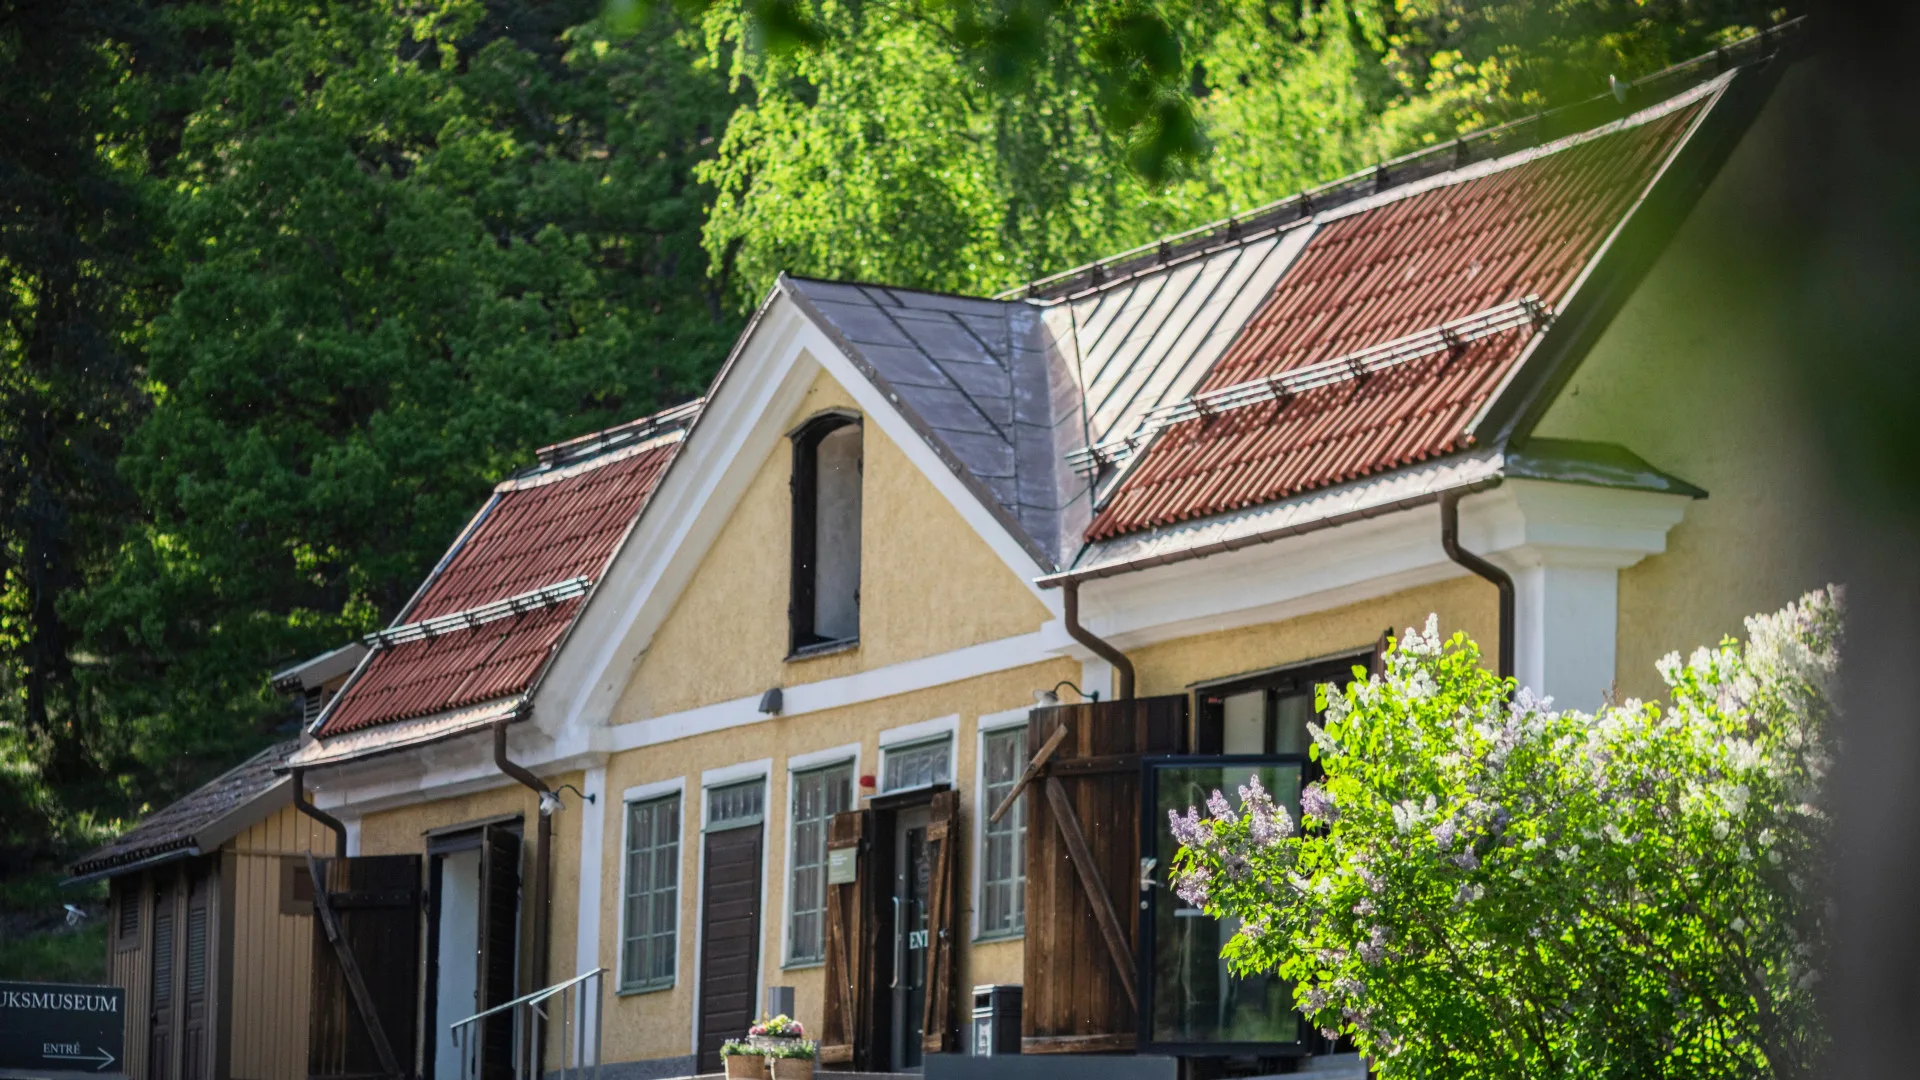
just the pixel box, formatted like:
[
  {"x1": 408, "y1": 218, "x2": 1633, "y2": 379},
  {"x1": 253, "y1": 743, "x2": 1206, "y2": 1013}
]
[
  {"x1": 1438, "y1": 487, "x2": 1515, "y2": 682},
  {"x1": 494, "y1": 718, "x2": 553, "y2": 1000},
  {"x1": 1062, "y1": 579, "x2": 1136, "y2": 700},
  {"x1": 290, "y1": 767, "x2": 348, "y2": 857}
]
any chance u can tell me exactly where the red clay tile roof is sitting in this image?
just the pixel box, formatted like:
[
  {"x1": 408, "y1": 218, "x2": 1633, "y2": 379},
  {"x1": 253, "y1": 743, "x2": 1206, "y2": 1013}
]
[
  {"x1": 315, "y1": 432, "x2": 683, "y2": 737},
  {"x1": 407, "y1": 443, "x2": 676, "y2": 620},
  {"x1": 1085, "y1": 99, "x2": 1704, "y2": 542}
]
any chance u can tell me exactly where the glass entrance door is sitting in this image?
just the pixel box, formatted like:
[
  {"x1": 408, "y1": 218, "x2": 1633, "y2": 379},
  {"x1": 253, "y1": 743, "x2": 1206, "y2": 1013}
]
[
  {"x1": 1144, "y1": 757, "x2": 1310, "y2": 1052},
  {"x1": 889, "y1": 806, "x2": 933, "y2": 1070}
]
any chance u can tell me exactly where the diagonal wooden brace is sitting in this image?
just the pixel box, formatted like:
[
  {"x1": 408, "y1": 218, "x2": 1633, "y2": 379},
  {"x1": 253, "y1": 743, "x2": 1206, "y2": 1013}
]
[
  {"x1": 1042, "y1": 777, "x2": 1139, "y2": 1010},
  {"x1": 308, "y1": 854, "x2": 404, "y2": 1080},
  {"x1": 988, "y1": 722, "x2": 1069, "y2": 826}
]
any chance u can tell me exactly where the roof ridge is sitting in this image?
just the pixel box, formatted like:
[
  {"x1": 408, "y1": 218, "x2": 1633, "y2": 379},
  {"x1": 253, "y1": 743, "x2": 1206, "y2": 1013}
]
[
  {"x1": 1000, "y1": 15, "x2": 1807, "y2": 302},
  {"x1": 529, "y1": 398, "x2": 702, "y2": 471}
]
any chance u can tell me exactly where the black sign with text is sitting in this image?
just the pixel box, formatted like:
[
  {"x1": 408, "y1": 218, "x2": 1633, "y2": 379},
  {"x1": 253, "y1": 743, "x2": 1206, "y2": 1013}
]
[{"x1": 0, "y1": 982, "x2": 125, "y2": 1079}]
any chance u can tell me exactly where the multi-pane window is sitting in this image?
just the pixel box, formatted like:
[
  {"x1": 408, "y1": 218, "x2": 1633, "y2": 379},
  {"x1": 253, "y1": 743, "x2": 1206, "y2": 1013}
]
[
  {"x1": 882, "y1": 738, "x2": 951, "y2": 793},
  {"x1": 979, "y1": 728, "x2": 1027, "y2": 935},
  {"x1": 787, "y1": 763, "x2": 855, "y2": 964},
  {"x1": 708, "y1": 780, "x2": 765, "y2": 827},
  {"x1": 621, "y1": 794, "x2": 681, "y2": 991}
]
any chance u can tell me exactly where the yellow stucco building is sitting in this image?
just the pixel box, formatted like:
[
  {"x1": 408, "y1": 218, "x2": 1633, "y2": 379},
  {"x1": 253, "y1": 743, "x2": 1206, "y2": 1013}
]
[{"x1": 243, "y1": 23, "x2": 1826, "y2": 1080}]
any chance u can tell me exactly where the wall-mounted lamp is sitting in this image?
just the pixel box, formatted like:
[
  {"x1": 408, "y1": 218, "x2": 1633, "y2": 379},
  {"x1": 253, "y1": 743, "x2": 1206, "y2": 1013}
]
[
  {"x1": 758, "y1": 687, "x2": 784, "y2": 715},
  {"x1": 1033, "y1": 679, "x2": 1098, "y2": 707},
  {"x1": 538, "y1": 783, "x2": 597, "y2": 817}
]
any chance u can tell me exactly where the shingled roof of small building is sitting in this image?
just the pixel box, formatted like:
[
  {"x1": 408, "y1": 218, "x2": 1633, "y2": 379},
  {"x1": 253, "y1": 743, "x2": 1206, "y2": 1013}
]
[{"x1": 69, "y1": 740, "x2": 297, "y2": 881}]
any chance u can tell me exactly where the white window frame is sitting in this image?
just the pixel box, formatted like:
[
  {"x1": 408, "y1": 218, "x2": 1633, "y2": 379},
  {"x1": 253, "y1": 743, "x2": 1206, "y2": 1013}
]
[
  {"x1": 780, "y1": 743, "x2": 860, "y2": 968},
  {"x1": 974, "y1": 707, "x2": 1031, "y2": 941},
  {"x1": 877, "y1": 715, "x2": 958, "y2": 795},
  {"x1": 617, "y1": 776, "x2": 686, "y2": 995}
]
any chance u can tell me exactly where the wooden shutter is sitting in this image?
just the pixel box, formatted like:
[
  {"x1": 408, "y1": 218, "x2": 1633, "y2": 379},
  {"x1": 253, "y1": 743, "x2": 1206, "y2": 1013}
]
[
  {"x1": 182, "y1": 867, "x2": 215, "y2": 1080},
  {"x1": 151, "y1": 875, "x2": 177, "y2": 1080},
  {"x1": 308, "y1": 855, "x2": 422, "y2": 1080},
  {"x1": 919, "y1": 790, "x2": 960, "y2": 1054},
  {"x1": 1022, "y1": 696, "x2": 1187, "y2": 1053},
  {"x1": 476, "y1": 826, "x2": 522, "y2": 1080},
  {"x1": 819, "y1": 809, "x2": 875, "y2": 1068}
]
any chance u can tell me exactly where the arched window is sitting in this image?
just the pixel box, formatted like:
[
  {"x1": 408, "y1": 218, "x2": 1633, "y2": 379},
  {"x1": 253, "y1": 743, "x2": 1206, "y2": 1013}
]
[{"x1": 790, "y1": 413, "x2": 862, "y2": 653}]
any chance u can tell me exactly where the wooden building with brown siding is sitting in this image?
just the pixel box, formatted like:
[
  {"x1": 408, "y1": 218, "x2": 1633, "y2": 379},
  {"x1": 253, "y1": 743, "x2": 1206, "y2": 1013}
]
[{"x1": 69, "y1": 741, "x2": 337, "y2": 1080}]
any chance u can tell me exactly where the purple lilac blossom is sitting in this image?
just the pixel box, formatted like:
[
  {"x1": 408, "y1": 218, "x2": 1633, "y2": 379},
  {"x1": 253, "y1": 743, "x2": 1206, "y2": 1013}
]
[
  {"x1": 1301, "y1": 783, "x2": 1336, "y2": 822},
  {"x1": 1206, "y1": 789, "x2": 1236, "y2": 822},
  {"x1": 1174, "y1": 866, "x2": 1212, "y2": 907},
  {"x1": 1168, "y1": 807, "x2": 1204, "y2": 847}
]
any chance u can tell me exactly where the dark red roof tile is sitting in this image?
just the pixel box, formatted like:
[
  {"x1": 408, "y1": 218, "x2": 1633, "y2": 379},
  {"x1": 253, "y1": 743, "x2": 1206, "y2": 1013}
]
[
  {"x1": 409, "y1": 441, "x2": 677, "y2": 620},
  {"x1": 1086, "y1": 101, "x2": 1703, "y2": 542},
  {"x1": 316, "y1": 433, "x2": 682, "y2": 737},
  {"x1": 319, "y1": 603, "x2": 579, "y2": 735}
]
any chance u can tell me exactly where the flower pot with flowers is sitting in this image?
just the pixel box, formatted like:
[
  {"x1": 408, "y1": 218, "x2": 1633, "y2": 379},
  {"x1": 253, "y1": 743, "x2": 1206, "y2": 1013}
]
[
  {"x1": 720, "y1": 1042, "x2": 767, "y2": 1080},
  {"x1": 745, "y1": 1015, "x2": 806, "y2": 1055},
  {"x1": 766, "y1": 1039, "x2": 816, "y2": 1080}
]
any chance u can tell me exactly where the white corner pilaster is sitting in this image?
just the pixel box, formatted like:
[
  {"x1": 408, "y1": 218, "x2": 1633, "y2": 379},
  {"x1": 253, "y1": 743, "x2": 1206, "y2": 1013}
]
[
  {"x1": 573, "y1": 761, "x2": 608, "y2": 1051},
  {"x1": 1464, "y1": 479, "x2": 1693, "y2": 713}
]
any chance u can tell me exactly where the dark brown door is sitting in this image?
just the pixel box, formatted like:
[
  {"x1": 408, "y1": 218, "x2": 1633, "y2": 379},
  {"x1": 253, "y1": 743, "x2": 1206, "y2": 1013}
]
[
  {"x1": 819, "y1": 809, "x2": 875, "y2": 1069},
  {"x1": 308, "y1": 855, "x2": 423, "y2": 1080},
  {"x1": 696, "y1": 782, "x2": 765, "y2": 1073},
  {"x1": 887, "y1": 806, "x2": 933, "y2": 1069},
  {"x1": 920, "y1": 790, "x2": 960, "y2": 1057},
  {"x1": 182, "y1": 867, "x2": 214, "y2": 1080},
  {"x1": 476, "y1": 826, "x2": 521, "y2": 1080},
  {"x1": 150, "y1": 875, "x2": 177, "y2": 1080}
]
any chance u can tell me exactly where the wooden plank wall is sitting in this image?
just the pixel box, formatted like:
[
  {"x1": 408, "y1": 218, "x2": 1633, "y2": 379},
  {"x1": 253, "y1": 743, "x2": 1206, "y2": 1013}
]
[
  {"x1": 1022, "y1": 696, "x2": 1186, "y2": 1051},
  {"x1": 226, "y1": 804, "x2": 336, "y2": 1080},
  {"x1": 108, "y1": 875, "x2": 153, "y2": 1080}
]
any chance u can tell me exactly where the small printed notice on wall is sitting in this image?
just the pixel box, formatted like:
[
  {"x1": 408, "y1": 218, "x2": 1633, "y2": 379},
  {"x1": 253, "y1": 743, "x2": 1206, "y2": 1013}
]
[{"x1": 828, "y1": 846, "x2": 858, "y2": 885}]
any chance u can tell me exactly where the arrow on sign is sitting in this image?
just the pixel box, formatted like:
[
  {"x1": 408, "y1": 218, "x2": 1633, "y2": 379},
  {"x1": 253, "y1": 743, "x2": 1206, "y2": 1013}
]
[{"x1": 45, "y1": 1047, "x2": 116, "y2": 1071}]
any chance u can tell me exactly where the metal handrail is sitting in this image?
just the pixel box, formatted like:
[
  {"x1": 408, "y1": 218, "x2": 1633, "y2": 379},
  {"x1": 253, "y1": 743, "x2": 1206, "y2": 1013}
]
[
  {"x1": 451, "y1": 966, "x2": 607, "y2": 1030},
  {"x1": 449, "y1": 967, "x2": 605, "y2": 1080}
]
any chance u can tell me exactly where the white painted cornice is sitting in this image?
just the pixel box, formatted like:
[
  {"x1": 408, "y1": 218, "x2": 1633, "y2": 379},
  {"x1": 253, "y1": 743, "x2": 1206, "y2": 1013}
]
[{"x1": 1072, "y1": 478, "x2": 1693, "y2": 652}]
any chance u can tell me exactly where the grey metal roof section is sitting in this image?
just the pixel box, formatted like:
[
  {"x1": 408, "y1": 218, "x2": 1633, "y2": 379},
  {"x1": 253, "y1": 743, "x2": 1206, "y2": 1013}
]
[
  {"x1": 1037, "y1": 226, "x2": 1312, "y2": 454},
  {"x1": 781, "y1": 276, "x2": 1092, "y2": 569},
  {"x1": 1504, "y1": 438, "x2": 1707, "y2": 497}
]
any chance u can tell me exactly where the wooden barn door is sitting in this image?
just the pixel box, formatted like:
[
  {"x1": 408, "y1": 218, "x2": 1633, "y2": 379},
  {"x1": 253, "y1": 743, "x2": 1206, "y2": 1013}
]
[
  {"x1": 818, "y1": 809, "x2": 875, "y2": 1069},
  {"x1": 919, "y1": 791, "x2": 961, "y2": 1056},
  {"x1": 308, "y1": 855, "x2": 423, "y2": 1080},
  {"x1": 476, "y1": 826, "x2": 521, "y2": 1080},
  {"x1": 1020, "y1": 696, "x2": 1187, "y2": 1053}
]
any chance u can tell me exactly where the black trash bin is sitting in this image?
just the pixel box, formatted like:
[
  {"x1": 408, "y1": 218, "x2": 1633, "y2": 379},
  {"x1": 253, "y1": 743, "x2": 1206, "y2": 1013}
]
[{"x1": 970, "y1": 984, "x2": 1022, "y2": 1056}]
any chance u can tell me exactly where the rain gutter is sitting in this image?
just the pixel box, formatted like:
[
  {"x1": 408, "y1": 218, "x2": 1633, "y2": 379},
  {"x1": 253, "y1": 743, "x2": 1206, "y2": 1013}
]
[
  {"x1": 1062, "y1": 579, "x2": 1135, "y2": 700},
  {"x1": 1439, "y1": 486, "x2": 1516, "y2": 681},
  {"x1": 291, "y1": 767, "x2": 349, "y2": 857},
  {"x1": 494, "y1": 718, "x2": 553, "y2": 999}
]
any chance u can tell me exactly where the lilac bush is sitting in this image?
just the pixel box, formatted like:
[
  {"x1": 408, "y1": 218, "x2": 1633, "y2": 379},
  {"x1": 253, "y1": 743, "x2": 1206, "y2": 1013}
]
[{"x1": 1168, "y1": 588, "x2": 1841, "y2": 1079}]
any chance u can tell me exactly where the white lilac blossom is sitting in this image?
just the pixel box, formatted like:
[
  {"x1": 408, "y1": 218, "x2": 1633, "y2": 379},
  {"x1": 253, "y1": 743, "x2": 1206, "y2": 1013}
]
[{"x1": 1162, "y1": 589, "x2": 1839, "y2": 1080}]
